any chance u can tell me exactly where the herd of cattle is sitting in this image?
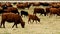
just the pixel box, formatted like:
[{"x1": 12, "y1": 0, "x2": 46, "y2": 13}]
[{"x1": 0, "y1": 2, "x2": 60, "y2": 28}]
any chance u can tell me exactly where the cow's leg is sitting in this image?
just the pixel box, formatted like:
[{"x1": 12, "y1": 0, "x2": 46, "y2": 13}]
[
  {"x1": 3, "y1": 22, "x2": 5, "y2": 28},
  {"x1": 16, "y1": 24, "x2": 18, "y2": 28},
  {"x1": 44, "y1": 12, "x2": 46, "y2": 16},
  {"x1": 2, "y1": 21, "x2": 5, "y2": 28},
  {"x1": 0, "y1": 21, "x2": 3, "y2": 28},
  {"x1": 12, "y1": 23, "x2": 15, "y2": 28},
  {"x1": 36, "y1": 20, "x2": 37, "y2": 24},
  {"x1": 33, "y1": 20, "x2": 34, "y2": 22},
  {"x1": 49, "y1": 13, "x2": 52, "y2": 18},
  {"x1": 32, "y1": 20, "x2": 34, "y2": 24},
  {"x1": 28, "y1": 18, "x2": 30, "y2": 24}
]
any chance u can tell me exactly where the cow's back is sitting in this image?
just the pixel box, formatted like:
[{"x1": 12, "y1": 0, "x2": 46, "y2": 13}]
[{"x1": 2, "y1": 13, "x2": 20, "y2": 22}]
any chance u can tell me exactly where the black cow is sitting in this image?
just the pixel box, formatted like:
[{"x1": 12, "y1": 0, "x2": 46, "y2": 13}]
[{"x1": 20, "y1": 11, "x2": 28, "y2": 17}]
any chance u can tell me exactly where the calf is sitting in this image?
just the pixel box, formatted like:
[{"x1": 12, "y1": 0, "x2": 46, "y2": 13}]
[
  {"x1": 28, "y1": 14, "x2": 40, "y2": 24},
  {"x1": 0, "y1": 13, "x2": 25, "y2": 28}
]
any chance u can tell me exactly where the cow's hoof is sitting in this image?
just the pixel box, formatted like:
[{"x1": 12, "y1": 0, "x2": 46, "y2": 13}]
[{"x1": 22, "y1": 27, "x2": 25, "y2": 28}]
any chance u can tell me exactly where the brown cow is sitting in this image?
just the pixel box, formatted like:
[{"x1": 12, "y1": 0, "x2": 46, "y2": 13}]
[
  {"x1": 28, "y1": 14, "x2": 40, "y2": 24},
  {"x1": 0, "y1": 13, "x2": 25, "y2": 28},
  {"x1": 1, "y1": 2, "x2": 13, "y2": 10},
  {"x1": 34, "y1": 8, "x2": 46, "y2": 16},
  {"x1": 16, "y1": 2, "x2": 31, "y2": 9},
  {"x1": 5, "y1": 2, "x2": 12, "y2": 7},
  {"x1": 45, "y1": 7, "x2": 60, "y2": 16},
  {"x1": 3, "y1": 7, "x2": 19, "y2": 14},
  {"x1": 29, "y1": 2, "x2": 40, "y2": 6},
  {"x1": 32, "y1": 2, "x2": 40, "y2": 6},
  {"x1": 49, "y1": 2, "x2": 60, "y2": 8},
  {"x1": 17, "y1": 3, "x2": 25, "y2": 9},
  {"x1": 49, "y1": 8, "x2": 60, "y2": 16}
]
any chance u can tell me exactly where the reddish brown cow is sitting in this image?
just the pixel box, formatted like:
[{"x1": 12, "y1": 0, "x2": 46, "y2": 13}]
[
  {"x1": 34, "y1": 8, "x2": 46, "y2": 16},
  {"x1": 49, "y1": 8, "x2": 60, "y2": 16},
  {"x1": 3, "y1": 7, "x2": 19, "y2": 14},
  {"x1": 49, "y1": 2, "x2": 60, "y2": 8},
  {"x1": 29, "y1": 2, "x2": 40, "y2": 6},
  {"x1": 28, "y1": 14, "x2": 40, "y2": 24},
  {"x1": 45, "y1": 7, "x2": 60, "y2": 16},
  {"x1": 17, "y1": 3, "x2": 25, "y2": 9},
  {"x1": 32, "y1": 2, "x2": 40, "y2": 6},
  {"x1": 5, "y1": 2, "x2": 12, "y2": 7},
  {"x1": 17, "y1": 2, "x2": 31, "y2": 9},
  {"x1": 0, "y1": 13, "x2": 25, "y2": 28},
  {"x1": 1, "y1": 3, "x2": 12, "y2": 10}
]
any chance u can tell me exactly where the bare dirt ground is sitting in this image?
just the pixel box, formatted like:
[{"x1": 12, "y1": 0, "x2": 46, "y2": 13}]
[{"x1": 0, "y1": 4, "x2": 60, "y2": 34}]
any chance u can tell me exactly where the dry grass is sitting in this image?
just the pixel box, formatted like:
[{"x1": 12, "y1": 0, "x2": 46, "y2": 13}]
[{"x1": 0, "y1": 4, "x2": 60, "y2": 34}]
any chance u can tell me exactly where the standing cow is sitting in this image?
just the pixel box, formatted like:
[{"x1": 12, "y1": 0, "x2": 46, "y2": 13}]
[
  {"x1": 16, "y1": 2, "x2": 31, "y2": 9},
  {"x1": 49, "y1": 8, "x2": 60, "y2": 16},
  {"x1": 20, "y1": 11, "x2": 28, "y2": 17},
  {"x1": 3, "y1": 7, "x2": 19, "y2": 14},
  {"x1": 0, "y1": 13, "x2": 25, "y2": 28},
  {"x1": 33, "y1": 8, "x2": 46, "y2": 16}
]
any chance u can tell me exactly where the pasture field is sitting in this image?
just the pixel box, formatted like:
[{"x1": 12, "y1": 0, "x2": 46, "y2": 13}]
[{"x1": 0, "y1": 3, "x2": 60, "y2": 34}]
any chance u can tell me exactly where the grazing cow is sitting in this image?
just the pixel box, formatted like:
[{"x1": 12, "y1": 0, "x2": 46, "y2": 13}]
[
  {"x1": 5, "y1": 2, "x2": 12, "y2": 7},
  {"x1": 1, "y1": 2, "x2": 12, "y2": 10},
  {"x1": 1, "y1": 3, "x2": 8, "y2": 10},
  {"x1": 17, "y1": 4, "x2": 25, "y2": 9},
  {"x1": 0, "y1": 13, "x2": 25, "y2": 28},
  {"x1": 49, "y1": 8, "x2": 60, "y2": 16},
  {"x1": 49, "y1": 2, "x2": 60, "y2": 8},
  {"x1": 20, "y1": 11, "x2": 28, "y2": 17},
  {"x1": 16, "y1": 2, "x2": 31, "y2": 9},
  {"x1": 34, "y1": 8, "x2": 46, "y2": 16},
  {"x1": 3, "y1": 7, "x2": 19, "y2": 14},
  {"x1": 28, "y1": 14, "x2": 40, "y2": 24},
  {"x1": 51, "y1": 4, "x2": 60, "y2": 8}
]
